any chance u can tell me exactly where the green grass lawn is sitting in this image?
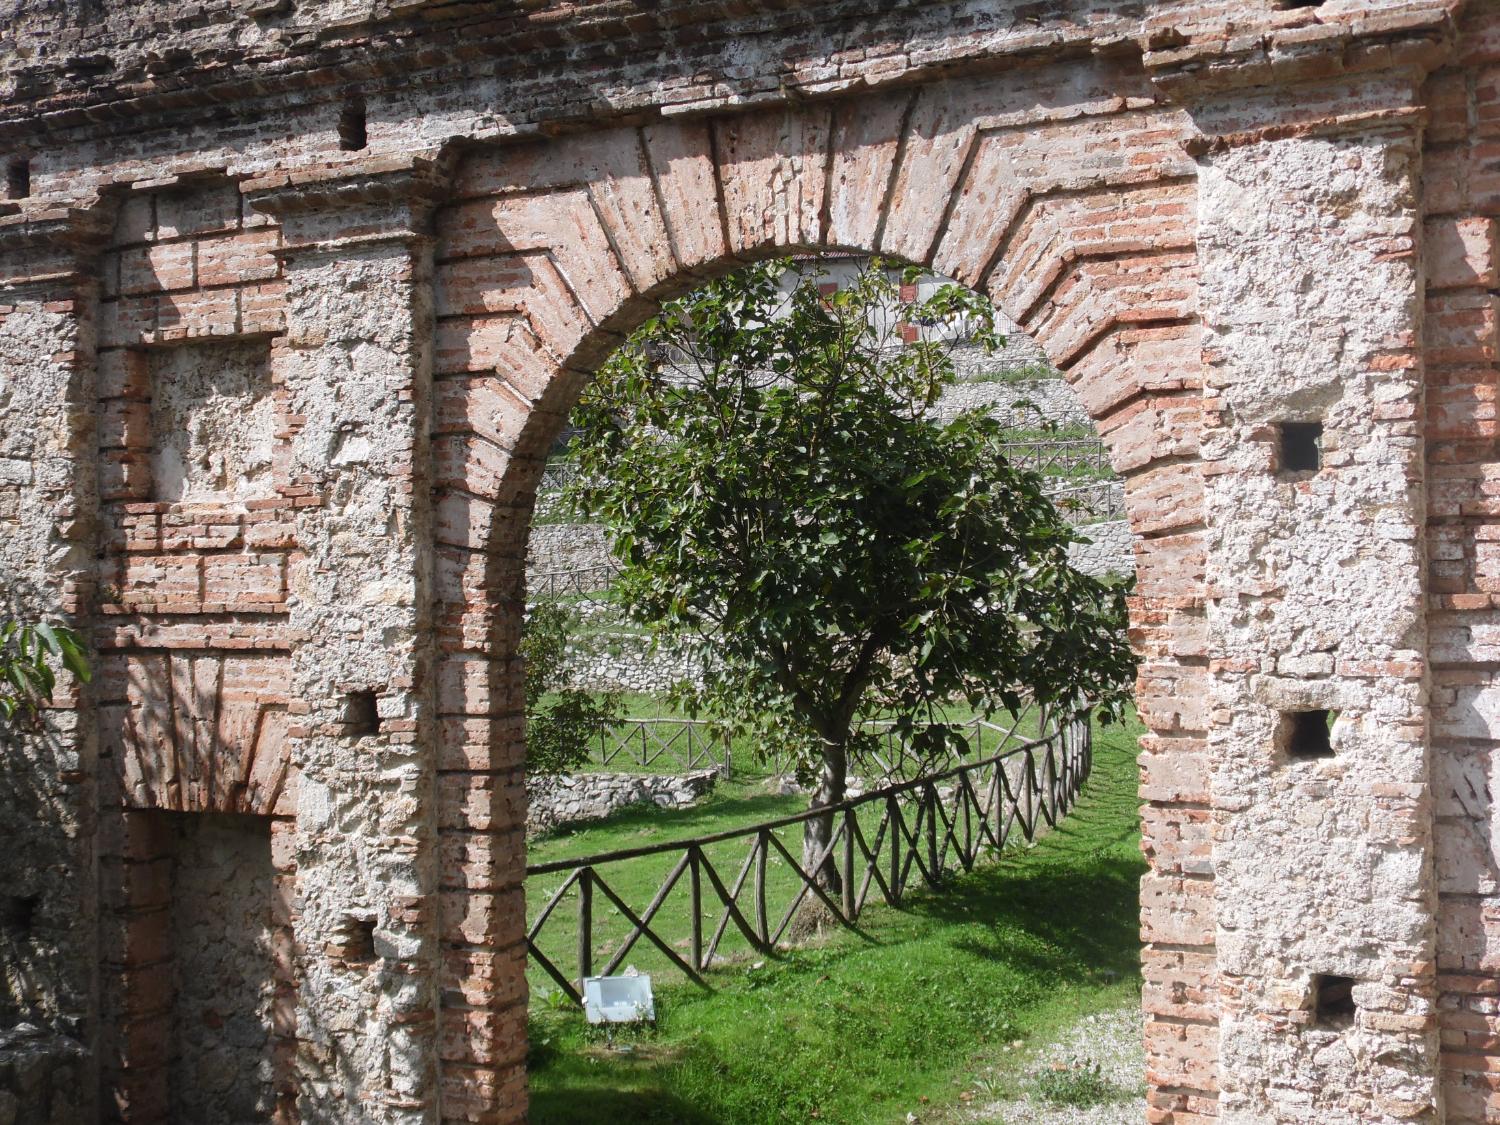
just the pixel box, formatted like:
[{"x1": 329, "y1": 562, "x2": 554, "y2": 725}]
[{"x1": 526, "y1": 711, "x2": 1145, "y2": 1124}]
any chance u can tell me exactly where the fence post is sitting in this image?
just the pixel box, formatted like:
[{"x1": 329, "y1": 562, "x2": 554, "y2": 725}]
[
  {"x1": 689, "y1": 845, "x2": 704, "y2": 971},
  {"x1": 925, "y1": 783, "x2": 939, "y2": 886},
  {"x1": 1024, "y1": 748, "x2": 1036, "y2": 838},
  {"x1": 961, "y1": 768, "x2": 973, "y2": 862},
  {"x1": 888, "y1": 794, "x2": 902, "y2": 903},
  {"x1": 577, "y1": 867, "x2": 593, "y2": 991},
  {"x1": 755, "y1": 831, "x2": 770, "y2": 945},
  {"x1": 842, "y1": 808, "x2": 856, "y2": 920}
]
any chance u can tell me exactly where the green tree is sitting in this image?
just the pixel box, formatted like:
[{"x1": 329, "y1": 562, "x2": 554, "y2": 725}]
[
  {"x1": 0, "y1": 620, "x2": 90, "y2": 722},
  {"x1": 521, "y1": 601, "x2": 621, "y2": 776},
  {"x1": 565, "y1": 260, "x2": 1134, "y2": 888}
]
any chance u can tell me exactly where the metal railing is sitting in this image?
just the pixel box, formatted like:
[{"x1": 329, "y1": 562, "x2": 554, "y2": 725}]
[{"x1": 525, "y1": 707, "x2": 1092, "y2": 1003}]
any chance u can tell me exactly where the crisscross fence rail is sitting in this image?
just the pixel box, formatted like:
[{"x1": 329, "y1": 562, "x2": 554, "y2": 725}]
[
  {"x1": 529, "y1": 563, "x2": 622, "y2": 600},
  {"x1": 996, "y1": 438, "x2": 1111, "y2": 478},
  {"x1": 1049, "y1": 479, "x2": 1125, "y2": 524},
  {"x1": 583, "y1": 710, "x2": 1043, "y2": 778},
  {"x1": 590, "y1": 717, "x2": 733, "y2": 772},
  {"x1": 539, "y1": 457, "x2": 585, "y2": 493},
  {"x1": 526, "y1": 707, "x2": 1092, "y2": 1003}
]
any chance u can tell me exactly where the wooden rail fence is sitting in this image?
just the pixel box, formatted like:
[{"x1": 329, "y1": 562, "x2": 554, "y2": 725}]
[
  {"x1": 540, "y1": 439, "x2": 1114, "y2": 497},
  {"x1": 996, "y1": 437, "x2": 1111, "y2": 478},
  {"x1": 581, "y1": 710, "x2": 1045, "y2": 779},
  {"x1": 588, "y1": 716, "x2": 733, "y2": 773},
  {"x1": 525, "y1": 707, "x2": 1092, "y2": 1004}
]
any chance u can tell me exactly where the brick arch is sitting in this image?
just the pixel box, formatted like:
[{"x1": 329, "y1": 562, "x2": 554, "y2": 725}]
[{"x1": 429, "y1": 60, "x2": 1214, "y2": 1123}]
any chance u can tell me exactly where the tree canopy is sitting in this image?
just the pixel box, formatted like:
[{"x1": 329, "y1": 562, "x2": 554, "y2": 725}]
[{"x1": 563, "y1": 259, "x2": 1135, "y2": 882}]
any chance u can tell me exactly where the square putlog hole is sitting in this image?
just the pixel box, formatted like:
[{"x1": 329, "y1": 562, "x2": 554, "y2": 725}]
[
  {"x1": 326, "y1": 914, "x2": 377, "y2": 966},
  {"x1": 5, "y1": 158, "x2": 30, "y2": 200},
  {"x1": 342, "y1": 690, "x2": 381, "y2": 738},
  {"x1": 1279, "y1": 421, "x2": 1323, "y2": 473},
  {"x1": 338, "y1": 99, "x2": 367, "y2": 151},
  {"x1": 1281, "y1": 710, "x2": 1335, "y2": 760},
  {"x1": 1313, "y1": 974, "x2": 1357, "y2": 1027},
  {"x1": 0, "y1": 894, "x2": 38, "y2": 932}
]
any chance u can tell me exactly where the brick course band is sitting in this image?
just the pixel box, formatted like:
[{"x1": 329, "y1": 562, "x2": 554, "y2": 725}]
[{"x1": 0, "y1": 3, "x2": 1494, "y2": 1124}]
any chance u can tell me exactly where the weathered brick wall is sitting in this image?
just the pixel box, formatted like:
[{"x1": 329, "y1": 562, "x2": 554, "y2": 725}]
[
  {"x1": 1421, "y1": 7, "x2": 1500, "y2": 1120},
  {"x1": 0, "y1": 209, "x2": 101, "y2": 1119},
  {"x1": 0, "y1": 2, "x2": 1486, "y2": 1123}
]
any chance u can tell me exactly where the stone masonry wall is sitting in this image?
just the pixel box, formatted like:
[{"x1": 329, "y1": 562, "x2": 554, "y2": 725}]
[
  {"x1": 167, "y1": 813, "x2": 278, "y2": 1124},
  {"x1": 0, "y1": 3, "x2": 1482, "y2": 1124},
  {"x1": 1421, "y1": 10, "x2": 1500, "y2": 1119},
  {"x1": 526, "y1": 768, "x2": 720, "y2": 837},
  {"x1": 1068, "y1": 520, "x2": 1136, "y2": 580},
  {"x1": 0, "y1": 1023, "x2": 88, "y2": 1125}
]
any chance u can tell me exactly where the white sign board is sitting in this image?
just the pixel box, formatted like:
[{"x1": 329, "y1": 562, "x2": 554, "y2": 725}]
[{"x1": 582, "y1": 973, "x2": 656, "y2": 1024}]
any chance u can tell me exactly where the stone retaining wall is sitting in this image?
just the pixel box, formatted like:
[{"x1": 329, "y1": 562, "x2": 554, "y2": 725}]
[
  {"x1": 527, "y1": 522, "x2": 614, "y2": 576},
  {"x1": 527, "y1": 768, "x2": 722, "y2": 837},
  {"x1": 537, "y1": 517, "x2": 1133, "y2": 694},
  {"x1": 528, "y1": 378, "x2": 1114, "y2": 583},
  {"x1": 1067, "y1": 521, "x2": 1135, "y2": 579},
  {"x1": 932, "y1": 371, "x2": 1095, "y2": 432}
]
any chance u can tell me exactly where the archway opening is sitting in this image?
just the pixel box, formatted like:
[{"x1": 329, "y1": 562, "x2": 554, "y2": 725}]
[{"x1": 512, "y1": 253, "x2": 1147, "y2": 1122}]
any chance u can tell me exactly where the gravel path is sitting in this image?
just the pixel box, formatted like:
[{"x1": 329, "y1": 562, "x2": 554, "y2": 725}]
[{"x1": 940, "y1": 1004, "x2": 1146, "y2": 1125}]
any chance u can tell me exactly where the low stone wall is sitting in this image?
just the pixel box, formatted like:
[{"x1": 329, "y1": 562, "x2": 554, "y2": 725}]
[
  {"x1": 0, "y1": 1024, "x2": 88, "y2": 1125},
  {"x1": 528, "y1": 522, "x2": 614, "y2": 575},
  {"x1": 563, "y1": 625, "x2": 705, "y2": 694},
  {"x1": 930, "y1": 376, "x2": 1094, "y2": 431},
  {"x1": 527, "y1": 768, "x2": 722, "y2": 837},
  {"x1": 1067, "y1": 520, "x2": 1134, "y2": 578}
]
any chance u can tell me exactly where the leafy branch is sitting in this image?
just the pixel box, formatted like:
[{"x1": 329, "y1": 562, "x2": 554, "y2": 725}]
[{"x1": 0, "y1": 620, "x2": 91, "y2": 723}]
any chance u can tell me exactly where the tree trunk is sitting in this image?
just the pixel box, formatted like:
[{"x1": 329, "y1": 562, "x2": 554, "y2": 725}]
[{"x1": 801, "y1": 740, "x2": 848, "y2": 893}]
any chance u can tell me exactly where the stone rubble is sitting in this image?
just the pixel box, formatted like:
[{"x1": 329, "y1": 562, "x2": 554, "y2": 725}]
[{"x1": 0, "y1": 1023, "x2": 87, "y2": 1125}]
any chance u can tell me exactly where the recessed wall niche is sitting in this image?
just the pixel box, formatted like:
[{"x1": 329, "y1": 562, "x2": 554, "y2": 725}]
[
  {"x1": 148, "y1": 339, "x2": 277, "y2": 506},
  {"x1": 168, "y1": 812, "x2": 279, "y2": 1123}
]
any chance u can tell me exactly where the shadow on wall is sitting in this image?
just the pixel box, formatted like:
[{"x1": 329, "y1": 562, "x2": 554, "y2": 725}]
[
  {"x1": 0, "y1": 577, "x2": 91, "y2": 1036},
  {"x1": 1436, "y1": 691, "x2": 1500, "y2": 973}
]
